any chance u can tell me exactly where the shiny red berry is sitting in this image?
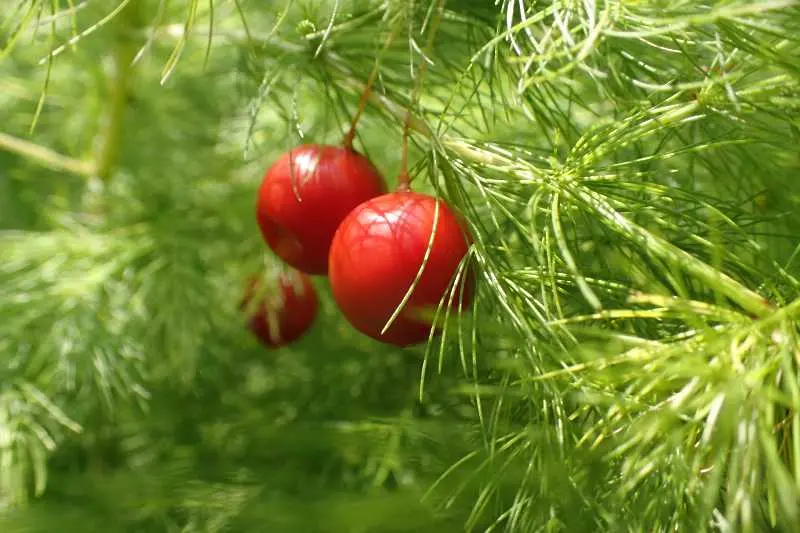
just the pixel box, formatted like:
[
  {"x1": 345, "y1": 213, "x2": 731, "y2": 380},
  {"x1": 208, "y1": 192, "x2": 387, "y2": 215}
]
[
  {"x1": 241, "y1": 270, "x2": 319, "y2": 348},
  {"x1": 256, "y1": 144, "x2": 387, "y2": 275},
  {"x1": 328, "y1": 191, "x2": 474, "y2": 346}
]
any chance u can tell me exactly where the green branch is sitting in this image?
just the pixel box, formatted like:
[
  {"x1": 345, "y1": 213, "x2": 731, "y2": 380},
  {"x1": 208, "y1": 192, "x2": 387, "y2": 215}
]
[
  {"x1": 0, "y1": 131, "x2": 95, "y2": 177},
  {"x1": 571, "y1": 186, "x2": 772, "y2": 318},
  {"x1": 94, "y1": 52, "x2": 132, "y2": 182},
  {"x1": 150, "y1": 20, "x2": 776, "y2": 320},
  {"x1": 93, "y1": 6, "x2": 138, "y2": 183},
  {"x1": 332, "y1": 83, "x2": 773, "y2": 317}
]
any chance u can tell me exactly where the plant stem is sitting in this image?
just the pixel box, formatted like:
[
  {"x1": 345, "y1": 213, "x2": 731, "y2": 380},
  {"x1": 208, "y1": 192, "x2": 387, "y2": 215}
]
[
  {"x1": 450, "y1": 137, "x2": 775, "y2": 317},
  {"x1": 0, "y1": 132, "x2": 94, "y2": 177},
  {"x1": 342, "y1": 23, "x2": 401, "y2": 150},
  {"x1": 399, "y1": 0, "x2": 446, "y2": 189},
  {"x1": 150, "y1": 16, "x2": 774, "y2": 318},
  {"x1": 337, "y1": 76, "x2": 431, "y2": 137},
  {"x1": 571, "y1": 186, "x2": 773, "y2": 318},
  {"x1": 93, "y1": 7, "x2": 137, "y2": 183}
]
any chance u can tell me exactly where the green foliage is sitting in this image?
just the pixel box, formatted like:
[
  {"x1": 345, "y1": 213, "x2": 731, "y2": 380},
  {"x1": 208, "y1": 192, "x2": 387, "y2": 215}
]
[{"x1": 2, "y1": 0, "x2": 800, "y2": 531}]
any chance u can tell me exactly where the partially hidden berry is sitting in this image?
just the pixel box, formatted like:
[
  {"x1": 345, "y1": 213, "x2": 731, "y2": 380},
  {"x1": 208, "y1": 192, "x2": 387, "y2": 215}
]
[{"x1": 241, "y1": 270, "x2": 318, "y2": 348}]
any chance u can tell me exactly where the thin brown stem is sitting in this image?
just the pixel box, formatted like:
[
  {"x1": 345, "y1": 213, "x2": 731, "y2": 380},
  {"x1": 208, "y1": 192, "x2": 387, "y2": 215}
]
[
  {"x1": 398, "y1": 0, "x2": 446, "y2": 188},
  {"x1": 342, "y1": 22, "x2": 401, "y2": 150},
  {"x1": 397, "y1": 130, "x2": 410, "y2": 190}
]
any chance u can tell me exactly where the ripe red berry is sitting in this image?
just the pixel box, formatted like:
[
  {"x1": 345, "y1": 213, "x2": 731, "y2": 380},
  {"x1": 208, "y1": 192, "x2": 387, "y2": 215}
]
[
  {"x1": 241, "y1": 270, "x2": 319, "y2": 348},
  {"x1": 256, "y1": 144, "x2": 386, "y2": 275},
  {"x1": 328, "y1": 191, "x2": 473, "y2": 346}
]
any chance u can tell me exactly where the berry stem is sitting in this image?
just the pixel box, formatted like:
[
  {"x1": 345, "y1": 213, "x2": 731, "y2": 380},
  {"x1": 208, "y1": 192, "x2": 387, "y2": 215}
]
[
  {"x1": 396, "y1": 171, "x2": 411, "y2": 191},
  {"x1": 398, "y1": 0, "x2": 446, "y2": 188},
  {"x1": 342, "y1": 23, "x2": 401, "y2": 150}
]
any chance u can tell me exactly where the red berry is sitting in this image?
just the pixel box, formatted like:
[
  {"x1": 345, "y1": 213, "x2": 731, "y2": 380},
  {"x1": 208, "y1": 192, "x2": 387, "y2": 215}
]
[
  {"x1": 241, "y1": 270, "x2": 319, "y2": 348},
  {"x1": 328, "y1": 191, "x2": 474, "y2": 346},
  {"x1": 256, "y1": 144, "x2": 387, "y2": 275}
]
